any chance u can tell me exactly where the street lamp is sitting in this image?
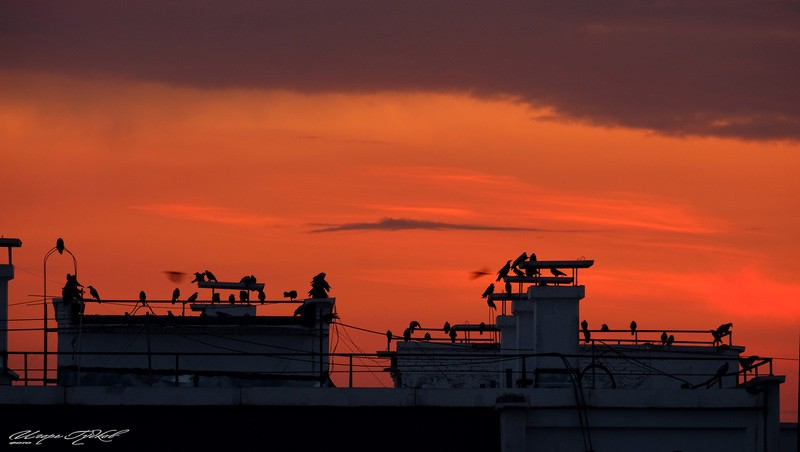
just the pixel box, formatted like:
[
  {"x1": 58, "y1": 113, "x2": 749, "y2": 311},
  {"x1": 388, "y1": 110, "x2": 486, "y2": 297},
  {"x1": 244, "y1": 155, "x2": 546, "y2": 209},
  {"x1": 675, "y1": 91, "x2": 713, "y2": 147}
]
[{"x1": 43, "y1": 237, "x2": 77, "y2": 385}]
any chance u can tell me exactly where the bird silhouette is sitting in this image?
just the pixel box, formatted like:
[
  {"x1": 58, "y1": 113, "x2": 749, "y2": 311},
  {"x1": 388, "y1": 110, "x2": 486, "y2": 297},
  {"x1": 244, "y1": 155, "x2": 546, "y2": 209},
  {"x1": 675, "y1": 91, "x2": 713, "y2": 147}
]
[
  {"x1": 496, "y1": 260, "x2": 512, "y2": 282},
  {"x1": 630, "y1": 320, "x2": 637, "y2": 336},
  {"x1": 187, "y1": 292, "x2": 198, "y2": 303},
  {"x1": 529, "y1": 253, "x2": 537, "y2": 262},
  {"x1": 661, "y1": 331, "x2": 668, "y2": 345},
  {"x1": 205, "y1": 270, "x2": 218, "y2": 282},
  {"x1": 482, "y1": 283, "x2": 495, "y2": 299},
  {"x1": 424, "y1": 332, "x2": 431, "y2": 341},
  {"x1": 715, "y1": 362, "x2": 729, "y2": 378},
  {"x1": 403, "y1": 328, "x2": 412, "y2": 342},
  {"x1": 239, "y1": 290, "x2": 249, "y2": 302},
  {"x1": 600, "y1": 324, "x2": 609, "y2": 332},
  {"x1": 524, "y1": 266, "x2": 540, "y2": 278},
  {"x1": 191, "y1": 272, "x2": 206, "y2": 283},
  {"x1": 479, "y1": 322, "x2": 486, "y2": 335},
  {"x1": 167, "y1": 310, "x2": 175, "y2": 318},
  {"x1": 139, "y1": 291, "x2": 147, "y2": 305},
  {"x1": 309, "y1": 273, "x2": 331, "y2": 298},
  {"x1": 666, "y1": 334, "x2": 675, "y2": 346},
  {"x1": 738, "y1": 355, "x2": 760, "y2": 370},
  {"x1": 512, "y1": 267, "x2": 525, "y2": 278},
  {"x1": 449, "y1": 329, "x2": 457, "y2": 343},
  {"x1": 550, "y1": 268, "x2": 567, "y2": 277},
  {"x1": 443, "y1": 321, "x2": 451, "y2": 334},
  {"x1": 284, "y1": 290, "x2": 298, "y2": 301},
  {"x1": 212, "y1": 293, "x2": 221, "y2": 303},
  {"x1": 56, "y1": 238, "x2": 65, "y2": 254},
  {"x1": 581, "y1": 320, "x2": 589, "y2": 331},
  {"x1": 293, "y1": 304, "x2": 304, "y2": 316},
  {"x1": 582, "y1": 329, "x2": 591, "y2": 343},
  {"x1": 386, "y1": 330, "x2": 393, "y2": 349},
  {"x1": 409, "y1": 320, "x2": 421, "y2": 332},
  {"x1": 228, "y1": 294, "x2": 236, "y2": 303},
  {"x1": 504, "y1": 281, "x2": 512, "y2": 297},
  {"x1": 88, "y1": 285, "x2": 101, "y2": 302},
  {"x1": 512, "y1": 252, "x2": 528, "y2": 269},
  {"x1": 171, "y1": 288, "x2": 180, "y2": 304},
  {"x1": 258, "y1": 290, "x2": 266, "y2": 304},
  {"x1": 487, "y1": 298, "x2": 497, "y2": 310}
]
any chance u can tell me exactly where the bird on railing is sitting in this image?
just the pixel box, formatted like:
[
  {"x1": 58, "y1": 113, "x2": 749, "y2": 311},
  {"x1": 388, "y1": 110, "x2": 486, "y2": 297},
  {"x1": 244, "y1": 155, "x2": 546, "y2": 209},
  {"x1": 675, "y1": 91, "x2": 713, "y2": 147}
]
[
  {"x1": 171, "y1": 288, "x2": 180, "y2": 304},
  {"x1": 205, "y1": 270, "x2": 218, "y2": 282},
  {"x1": 482, "y1": 283, "x2": 495, "y2": 299},
  {"x1": 88, "y1": 285, "x2": 101, "y2": 302},
  {"x1": 630, "y1": 320, "x2": 637, "y2": 336},
  {"x1": 550, "y1": 268, "x2": 567, "y2": 277},
  {"x1": 258, "y1": 290, "x2": 266, "y2": 304},
  {"x1": 666, "y1": 334, "x2": 675, "y2": 346},
  {"x1": 212, "y1": 293, "x2": 221, "y2": 303},
  {"x1": 284, "y1": 290, "x2": 298, "y2": 301},
  {"x1": 187, "y1": 292, "x2": 198, "y2": 303},
  {"x1": 449, "y1": 329, "x2": 457, "y2": 343},
  {"x1": 409, "y1": 320, "x2": 421, "y2": 332},
  {"x1": 512, "y1": 252, "x2": 528, "y2": 269},
  {"x1": 505, "y1": 281, "x2": 512, "y2": 297},
  {"x1": 600, "y1": 324, "x2": 610, "y2": 332},
  {"x1": 443, "y1": 321, "x2": 451, "y2": 334},
  {"x1": 661, "y1": 331, "x2": 668, "y2": 346},
  {"x1": 479, "y1": 322, "x2": 486, "y2": 335},
  {"x1": 424, "y1": 332, "x2": 431, "y2": 341},
  {"x1": 512, "y1": 266, "x2": 525, "y2": 278},
  {"x1": 738, "y1": 355, "x2": 760, "y2": 371},
  {"x1": 56, "y1": 238, "x2": 65, "y2": 254},
  {"x1": 386, "y1": 330, "x2": 393, "y2": 350},
  {"x1": 403, "y1": 328, "x2": 412, "y2": 342},
  {"x1": 487, "y1": 298, "x2": 497, "y2": 310},
  {"x1": 496, "y1": 260, "x2": 512, "y2": 282}
]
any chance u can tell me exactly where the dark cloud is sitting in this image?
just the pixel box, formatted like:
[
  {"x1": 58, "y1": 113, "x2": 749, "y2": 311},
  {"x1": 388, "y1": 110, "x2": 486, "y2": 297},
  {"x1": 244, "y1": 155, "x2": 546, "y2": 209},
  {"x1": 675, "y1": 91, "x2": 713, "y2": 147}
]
[
  {"x1": 308, "y1": 217, "x2": 540, "y2": 233},
  {"x1": 2, "y1": 0, "x2": 798, "y2": 140}
]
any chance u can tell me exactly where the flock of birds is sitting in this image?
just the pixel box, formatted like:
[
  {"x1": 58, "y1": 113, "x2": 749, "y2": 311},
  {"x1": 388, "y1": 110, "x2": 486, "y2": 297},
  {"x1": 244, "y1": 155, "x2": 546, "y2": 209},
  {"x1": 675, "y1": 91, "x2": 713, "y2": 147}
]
[
  {"x1": 385, "y1": 319, "x2": 493, "y2": 349},
  {"x1": 478, "y1": 251, "x2": 572, "y2": 311}
]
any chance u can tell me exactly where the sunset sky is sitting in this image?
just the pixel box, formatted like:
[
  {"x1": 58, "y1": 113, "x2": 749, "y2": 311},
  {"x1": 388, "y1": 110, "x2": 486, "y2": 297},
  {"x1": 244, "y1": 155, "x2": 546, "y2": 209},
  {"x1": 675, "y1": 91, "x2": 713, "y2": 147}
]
[{"x1": 1, "y1": 1, "x2": 798, "y2": 421}]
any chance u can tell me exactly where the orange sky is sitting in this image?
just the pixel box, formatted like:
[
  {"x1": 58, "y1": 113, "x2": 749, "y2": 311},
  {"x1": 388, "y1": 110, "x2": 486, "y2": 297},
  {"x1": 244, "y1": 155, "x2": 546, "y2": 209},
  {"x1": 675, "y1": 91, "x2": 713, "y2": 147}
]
[{"x1": 1, "y1": 1, "x2": 799, "y2": 421}]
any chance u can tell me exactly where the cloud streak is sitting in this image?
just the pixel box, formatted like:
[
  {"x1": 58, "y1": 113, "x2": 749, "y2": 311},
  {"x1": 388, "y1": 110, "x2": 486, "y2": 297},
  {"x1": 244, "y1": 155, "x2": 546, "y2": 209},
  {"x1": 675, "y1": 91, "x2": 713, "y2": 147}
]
[
  {"x1": 308, "y1": 217, "x2": 590, "y2": 233},
  {"x1": 1, "y1": 1, "x2": 798, "y2": 141}
]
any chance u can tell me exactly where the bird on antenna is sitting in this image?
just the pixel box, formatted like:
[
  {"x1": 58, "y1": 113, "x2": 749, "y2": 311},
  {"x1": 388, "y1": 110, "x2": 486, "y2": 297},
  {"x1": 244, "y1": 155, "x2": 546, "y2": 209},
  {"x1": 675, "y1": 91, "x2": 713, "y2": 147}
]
[{"x1": 56, "y1": 238, "x2": 65, "y2": 254}]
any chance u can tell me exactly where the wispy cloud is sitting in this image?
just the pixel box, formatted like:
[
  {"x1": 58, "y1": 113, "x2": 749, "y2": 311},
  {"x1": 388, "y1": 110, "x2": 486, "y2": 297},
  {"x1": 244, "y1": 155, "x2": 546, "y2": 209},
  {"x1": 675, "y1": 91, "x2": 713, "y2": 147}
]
[
  {"x1": 308, "y1": 217, "x2": 592, "y2": 233},
  {"x1": 133, "y1": 203, "x2": 279, "y2": 227}
]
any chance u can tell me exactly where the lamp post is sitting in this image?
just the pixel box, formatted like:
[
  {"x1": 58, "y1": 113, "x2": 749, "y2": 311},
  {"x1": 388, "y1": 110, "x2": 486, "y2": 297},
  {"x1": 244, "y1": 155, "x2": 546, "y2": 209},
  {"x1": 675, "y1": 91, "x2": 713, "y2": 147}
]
[{"x1": 43, "y1": 237, "x2": 77, "y2": 385}]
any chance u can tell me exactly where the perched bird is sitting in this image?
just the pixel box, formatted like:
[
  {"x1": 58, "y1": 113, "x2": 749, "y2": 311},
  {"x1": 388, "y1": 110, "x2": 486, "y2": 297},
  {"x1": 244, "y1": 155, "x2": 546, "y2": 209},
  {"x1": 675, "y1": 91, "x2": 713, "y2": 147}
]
[
  {"x1": 258, "y1": 290, "x2": 266, "y2": 304},
  {"x1": 512, "y1": 267, "x2": 525, "y2": 278},
  {"x1": 309, "y1": 273, "x2": 331, "y2": 298},
  {"x1": 424, "y1": 332, "x2": 431, "y2": 341},
  {"x1": 512, "y1": 252, "x2": 528, "y2": 269},
  {"x1": 239, "y1": 290, "x2": 249, "y2": 302},
  {"x1": 666, "y1": 334, "x2": 675, "y2": 346},
  {"x1": 581, "y1": 320, "x2": 589, "y2": 331},
  {"x1": 739, "y1": 355, "x2": 760, "y2": 370},
  {"x1": 293, "y1": 304, "x2": 304, "y2": 316},
  {"x1": 212, "y1": 293, "x2": 221, "y2": 303},
  {"x1": 403, "y1": 328, "x2": 412, "y2": 342},
  {"x1": 487, "y1": 298, "x2": 497, "y2": 310},
  {"x1": 582, "y1": 329, "x2": 591, "y2": 343},
  {"x1": 88, "y1": 285, "x2": 101, "y2": 302},
  {"x1": 167, "y1": 310, "x2": 174, "y2": 318},
  {"x1": 56, "y1": 238, "x2": 65, "y2": 254},
  {"x1": 550, "y1": 268, "x2": 567, "y2": 277},
  {"x1": 284, "y1": 290, "x2": 298, "y2": 301},
  {"x1": 715, "y1": 362, "x2": 729, "y2": 378},
  {"x1": 496, "y1": 260, "x2": 512, "y2": 282},
  {"x1": 529, "y1": 253, "x2": 537, "y2": 262},
  {"x1": 600, "y1": 324, "x2": 610, "y2": 332},
  {"x1": 228, "y1": 294, "x2": 236, "y2": 303},
  {"x1": 505, "y1": 281, "x2": 512, "y2": 297},
  {"x1": 187, "y1": 292, "x2": 198, "y2": 303},
  {"x1": 386, "y1": 330, "x2": 393, "y2": 349},
  {"x1": 482, "y1": 283, "x2": 495, "y2": 299},
  {"x1": 191, "y1": 272, "x2": 206, "y2": 283},
  {"x1": 443, "y1": 321, "x2": 451, "y2": 334},
  {"x1": 171, "y1": 288, "x2": 180, "y2": 304},
  {"x1": 661, "y1": 331, "x2": 668, "y2": 345},
  {"x1": 479, "y1": 322, "x2": 486, "y2": 335},
  {"x1": 409, "y1": 320, "x2": 421, "y2": 332},
  {"x1": 139, "y1": 291, "x2": 147, "y2": 305},
  {"x1": 630, "y1": 320, "x2": 637, "y2": 336},
  {"x1": 205, "y1": 270, "x2": 218, "y2": 282},
  {"x1": 449, "y1": 329, "x2": 457, "y2": 343},
  {"x1": 524, "y1": 266, "x2": 540, "y2": 278}
]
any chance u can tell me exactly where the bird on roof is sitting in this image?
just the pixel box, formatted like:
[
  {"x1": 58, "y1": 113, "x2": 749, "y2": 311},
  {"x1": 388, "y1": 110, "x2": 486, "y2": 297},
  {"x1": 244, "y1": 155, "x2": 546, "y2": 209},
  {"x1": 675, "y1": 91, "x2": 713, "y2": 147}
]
[
  {"x1": 171, "y1": 288, "x2": 180, "y2": 304},
  {"x1": 284, "y1": 290, "x2": 298, "y2": 301},
  {"x1": 205, "y1": 270, "x2": 218, "y2": 282},
  {"x1": 550, "y1": 268, "x2": 567, "y2": 277},
  {"x1": 258, "y1": 290, "x2": 266, "y2": 304},
  {"x1": 661, "y1": 331, "x2": 668, "y2": 345},
  {"x1": 496, "y1": 260, "x2": 512, "y2": 282},
  {"x1": 630, "y1": 320, "x2": 637, "y2": 336},
  {"x1": 191, "y1": 272, "x2": 206, "y2": 283},
  {"x1": 88, "y1": 285, "x2": 101, "y2": 302},
  {"x1": 482, "y1": 283, "x2": 495, "y2": 299},
  {"x1": 512, "y1": 252, "x2": 528, "y2": 269},
  {"x1": 56, "y1": 238, "x2": 65, "y2": 254},
  {"x1": 409, "y1": 320, "x2": 421, "y2": 332},
  {"x1": 600, "y1": 324, "x2": 609, "y2": 332},
  {"x1": 443, "y1": 321, "x2": 451, "y2": 334},
  {"x1": 403, "y1": 328, "x2": 412, "y2": 342},
  {"x1": 449, "y1": 329, "x2": 457, "y2": 343},
  {"x1": 187, "y1": 292, "x2": 198, "y2": 303}
]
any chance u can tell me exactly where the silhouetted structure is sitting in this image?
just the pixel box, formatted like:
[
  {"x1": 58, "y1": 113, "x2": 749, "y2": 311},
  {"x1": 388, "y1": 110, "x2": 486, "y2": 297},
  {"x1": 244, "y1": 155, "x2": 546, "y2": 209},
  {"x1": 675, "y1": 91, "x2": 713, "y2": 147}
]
[{"x1": 309, "y1": 273, "x2": 331, "y2": 298}]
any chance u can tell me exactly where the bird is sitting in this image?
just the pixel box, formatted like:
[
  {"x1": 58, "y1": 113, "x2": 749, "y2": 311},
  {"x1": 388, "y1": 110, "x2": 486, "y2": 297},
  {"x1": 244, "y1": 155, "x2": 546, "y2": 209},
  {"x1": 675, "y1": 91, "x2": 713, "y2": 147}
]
[
  {"x1": 666, "y1": 334, "x2": 675, "y2": 346},
  {"x1": 212, "y1": 293, "x2": 221, "y2": 303},
  {"x1": 512, "y1": 252, "x2": 528, "y2": 269},
  {"x1": 167, "y1": 310, "x2": 175, "y2": 318},
  {"x1": 661, "y1": 331, "x2": 668, "y2": 345},
  {"x1": 479, "y1": 322, "x2": 486, "y2": 335},
  {"x1": 139, "y1": 291, "x2": 147, "y2": 305},
  {"x1": 528, "y1": 253, "x2": 537, "y2": 262},
  {"x1": 88, "y1": 285, "x2": 101, "y2": 302},
  {"x1": 228, "y1": 294, "x2": 236, "y2": 303},
  {"x1": 56, "y1": 238, "x2": 65, "y2": 254},
  {"x1": 630, "y1": 320, "x2": 637, "y2": 336},
  {"x1": 284, "y1": 290, "x2": 298, "y2": 301},
  {"x1": 524, "y1": 266, "x2": 540, "y2": 278},
  {"x1": 309, "y1": 273, "x2": 331, "y2": 298},
  {"x1": 205, "y1": 270, "x2": 218, "y2": 282},
  {"x1": 512, "y1": 267, "x2": 525, "y2": 278},
  {"x1": 714, "y1": 323, "x2": 733, "y2": 338},
  {"x1": 409, "y1": 320, "x2": 421, "y2": 332},
  {"x1": 239, "y1": 290, "x2": 249, "y2": 302},
  {"x1": 187, "y1": 292, "x2": 198, "y2": 303},
  {"x1": 171, "y1": 288, "x2": 180, "y2": 304},
  {"x1": 550, "y1": 268, "x2": 567, "y2": 277},
  {"x1": 191, "y1": 272, "x2": 206, "y2": 283},
  {"x1": 738, "y1": 355, "x2": 759, "y2": 370},
  {"x1": 504, "y1": 281, "x2": 512, "y2": 297},
  {"x1": 403, "y1": 328, "x2": 412, "y2": 342},
  {"x1": 449, "y1": 329, "x2": 457, "y2": 343},
  {"x1": 482, "y1": 283, "x2": 495, "y2": 299},
  {"x1": 487, "y1": 298, "x2": 497, "y2": 310},
  {"x1": 496, "y1": 260, "x2": 512, "y2": 282},
  {"x1": 293, "y1": 304, "x2": 304, "y2": 316},
  {"x1": 258, "y1": 290, "x2": 266, "y2": 304},
  {"x1": 424, "y1": 332, "x2": 431, "y2": 341},
  {"x1": 600, "y1": 324, "x2": 610, "y2": 332},
  {"x1": 582, "y1": 329, "x2": 591, "y2": 343},
  {"x1": 581, "y1": 320, "x2": 589, "y2": 331},
  {"x1": 715, "y1": 362, "x2": 729, "y2": 378},
  {"x1": 386, "y1": 330, "x2": 393, "y2": 349},
  {"x1": 443, "y1": 321, "x2": 451, "y2": 334}
]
